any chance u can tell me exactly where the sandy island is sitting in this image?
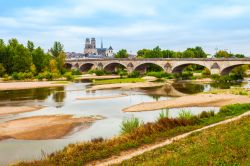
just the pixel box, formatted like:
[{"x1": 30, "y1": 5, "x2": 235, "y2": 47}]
[
  {"x1": 76, "y1": 94, "x2": 128, "y2": 100},
  {"x1": 123, "y1": 94, "x2": 250, "y2": 112},
  {"x1": 0, "y1": 115, "x2": 103, "y2": 140},
  {"x1": 0, "y1": 81, "x2": 66, "y2": 91},
  {"x1": 0, "y1": 106, "x2": 43, "y2": 116},
  {"x1": 76, "y1": 75, "x2": 120, "y2": 80},
  {"x1": 87, "y1": 82, "x2": 165, "y2": 91}
]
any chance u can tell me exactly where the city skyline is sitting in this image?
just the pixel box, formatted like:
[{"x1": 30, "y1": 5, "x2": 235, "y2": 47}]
[{"x1": 0, "y1": 0, "x2": 250, "y2": 55}]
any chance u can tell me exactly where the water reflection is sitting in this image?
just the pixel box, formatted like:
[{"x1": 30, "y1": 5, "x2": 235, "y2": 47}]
[{"x1": 172, "y1": 83, "x2": 205, "y2": 94}]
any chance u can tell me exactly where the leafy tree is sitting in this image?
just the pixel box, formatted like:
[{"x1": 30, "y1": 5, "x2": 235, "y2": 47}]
[
  {"x1": 137, "y1": 49, "x2": 149, "y2": 58},
  {"x1": 234, "y1": 54, "x2": 245, "y2": 58},
  {"x1": 183, "y1": 49, "x2": 195, "y2": 58},
  {"x1": 12, "y1": 44, "x2": 32, "y2": 72},
  {"x1": 145, "y1": 46, "x2": 163, "y2": 58},
  {"x1": 50, "y1": 41, "x2": 64, "y2": 58},
  {"x1": 27, "y1": 41, "x2": 34, "y2": 53},
  {"x1": 57, "y1": 52, "x2": 66, "y2": 73},
  {"x1": 32, "y1": 47, "x2": 51, "y2": 73},
  {"x1": 115, "y1": 49, "x2": 129, "y2": 58},
  {"x1": 162, "y1": 50, "x2": 175, "y2": 58},
  {"x1": 49, "y1": 59, "x2": 58, "y2": 73},
  {"x1": 0, "y1": 63, "x2": 6, "y2": 77},
  {"x1": 215, "y1": 50, "x2": 232, "y2": 58}
]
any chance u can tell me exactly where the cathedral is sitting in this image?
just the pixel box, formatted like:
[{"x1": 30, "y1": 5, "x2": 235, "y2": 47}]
[{"x1": 84, "y1": 38, "x2": 114, "y2": 57}]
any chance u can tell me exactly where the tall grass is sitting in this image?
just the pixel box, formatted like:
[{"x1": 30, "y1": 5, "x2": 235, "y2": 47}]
[
  {"x1": 157, "y1": 109, "x2": 169, "y2": 121},
  {"x1": 120, "y1": 117, "x2": 141, "y2": 134},
  {"x1": 178, "y1": 110, "x2": 193, "y2": 119}
]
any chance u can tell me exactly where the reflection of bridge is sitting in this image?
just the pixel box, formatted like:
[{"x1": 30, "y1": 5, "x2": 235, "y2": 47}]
[{"x1": 65, "y1": 58, "x2": 250, "y2": 75}]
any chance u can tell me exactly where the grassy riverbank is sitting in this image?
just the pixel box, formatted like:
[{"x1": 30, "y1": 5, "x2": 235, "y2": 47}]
[
  {"x1": 15, "y1": 103, "x2": 250, "y2": 166},
  {"x1": 117, "y1": 115, "x2": 250, "y2": 166}
]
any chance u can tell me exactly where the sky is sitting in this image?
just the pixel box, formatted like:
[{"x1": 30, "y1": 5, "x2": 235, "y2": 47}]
[{"x1": 0, "y1": 0, "x2": 250, "y2": 55}]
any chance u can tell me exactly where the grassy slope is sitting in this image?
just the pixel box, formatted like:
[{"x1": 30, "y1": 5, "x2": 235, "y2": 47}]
[
  {"x1": 117, "y1": 115, "x2": 250, "y2": 166},
  {"x1": 93, "y1": 78, "x2": 144, "y2": 84}
]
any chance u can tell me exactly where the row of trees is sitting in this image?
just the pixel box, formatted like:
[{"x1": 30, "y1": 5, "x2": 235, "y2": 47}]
[
  {"x1": 0, "y1": 38, "x2": 66, "y2": 77},
  {"x1": 114, "y1": 46, "x2": 246, "y2": 59}
]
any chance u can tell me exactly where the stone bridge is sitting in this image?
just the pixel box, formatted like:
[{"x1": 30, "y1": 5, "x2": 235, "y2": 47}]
[{"x1": 65, "y1": 58, "x2": 250, "y2": 75}]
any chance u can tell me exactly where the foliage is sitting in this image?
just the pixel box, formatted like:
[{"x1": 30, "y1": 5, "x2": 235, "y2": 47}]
[
  {"x1": 50, "y1": 41, "x2": 64, "y2": 58},
  {"x1": 146, "y1": 71, "x2": 173, "y2": 79},
  {"x1": 0, "y1": 63, "x2": 6, "y2": 77},
  {"x1": 63, "y1": 72, "x2": 74, "y2": 81},
  {"x1": 11, "y1": 72, "x2": 34, "y2": 80},
  {"x1": 94, "y1": 78, "x2": 144, "y2": 84},
  {"x1": 88, "y1": 69, "x2": 106, "y2": 76},
  {"x1": 120, "y1": 117, "x2": 141, "y2": 134},
  {"x1": 128, "y1": 71, "x2": 141, "y2": 78},
  {"x1": 118, "y1": 70, "x2": 127, "y2": 78},
  {"x1": 115, "y1": 49, "x2": 129, "y2": 58},
  {"x1": 71, "y1": 69, "x2": 82, "y2": 75},
  {"x1": 218, "y1": 103, "x2": 250, "y2": 117},
  {"x1": 157, "y1": 109, "x2": 169, "y2": 121},
  {"x1": 178, "y1": 110, "x2": 193, "y2": 119}
]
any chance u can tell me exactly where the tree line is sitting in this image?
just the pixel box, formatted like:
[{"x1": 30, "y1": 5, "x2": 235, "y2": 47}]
[
  {"x1": 0, "y1": 38, "x2": 66, "y2": 79},
  {"x1": 115, "y1": 46, "x2": 246, "y2": 58}
]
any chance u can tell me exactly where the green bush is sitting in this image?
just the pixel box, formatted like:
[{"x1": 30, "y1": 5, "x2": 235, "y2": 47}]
[
  {"x1": 71, "y1": 69, "x2": 82, "y2": 75},
  {"x1": 128, "y1": 71, "x2": 140, "y2": 78},
  {"x1": 178, "y1": 110, "x2": 193, "y2": 119},
  {"x1": 118, "y1": 70, "x2": 128, "y2": 78},
  {"x1": 88, "y1": 69, "x2": 106, "y2": 76},
  {"x1": 11, "y1": 72, "x2": 34, "y2": 80},
  {"x1": 63, "y1": 72, "x2": 74, "y2": 81},
  {"x1": 36, "y1": 71, "x2": 60, "y2": 81},
  {"x1": 146, "y1": 71, "x2": 173, "y2": 78},
  {"x1": 120, "y1": 117, "x2": 141, "y2": 134}
]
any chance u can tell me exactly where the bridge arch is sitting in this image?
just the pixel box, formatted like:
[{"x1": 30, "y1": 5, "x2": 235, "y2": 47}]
[
  {"x1": 64, "y1": 63, "x2": 72, "y2": 70},
  {"x1": 221, "y1": 64, "x2": 248, "y2": 75},
  {"x1": 172, "y1": 63, "x2": 210, "y2": 74},
  {"x1": 103, "y1": 62, "x2": 127, "y2": 73},
  {"x1": 134, "y1": 63, "x2": 165, "y2": 74},
  {"x1": 80, "y1": 63, "x2": 95, "y2": 72}
]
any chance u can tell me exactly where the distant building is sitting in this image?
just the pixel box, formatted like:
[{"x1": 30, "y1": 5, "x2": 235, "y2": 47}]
[{"x1": 84, "y1": 37, "x2": 114, "y2": 57}]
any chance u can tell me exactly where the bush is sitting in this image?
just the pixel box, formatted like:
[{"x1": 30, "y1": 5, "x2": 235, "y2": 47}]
[
  {"x1": 36, "y1": 71, "x2": 60, "y2": 81},
  {"x1": 11, "y1": 72, "x2": 33, "y2": 80},
  {"x1": 199, "y1": 111, "x2": 215, "y2": 118},
  {"x1": 181, "y1": 71, "x2": 193, "y2": 80},
  {"x1": 0, "y1": 63, "x2": 6, "y2": 77},
  {"x1": 146, "y1": 71, "x2": 173, "y2": 78},
  {"x1": 63, "y1": 72, "x2": 74, "y2": 81},
  {"x1": 71, "y1": 69, "x2": 82, "y2": 75},
  {"x1": 88, "y1": 69, "x2": 106, "y2": 76},
  {"x1": 120, "y1": 117, "x2": 141, "y2": 134},
  {"x1": 128, "y1": 71, "x2": 140, "y2": 78},
  {"x1": 118, "y1": 70, "x2": 128, "y2": 78}
]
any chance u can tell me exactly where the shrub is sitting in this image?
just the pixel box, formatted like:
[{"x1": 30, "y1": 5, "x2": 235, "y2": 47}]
[
  {"x1": 11, "y1": 72, "x2": 33, "y2": 80},
  {"x1": 118, "y1": 70, "x2": 128, "y2": 78},
  {"x1": 0, "y1": 63, "x2": 6, "y2": 77},
  {"x1": 146, "y1": 71, "x2": 172, "y2": 78},
  {"x1": 63, "y1": 72, "x2": 74, "y2": 81},
  {"x1": 128, "y1": 71, "x2": 140, "y2": 78},
  {"x1": 199, "y1": 111, "x2": 215, "y2": 118},
  {"x1": 181, "y1": 71, "x2": 193, "y2": 80},
  {"x1": 178, "y1": 110, "x2": 193, "y2": 119},
  {"x1": 71, "y1": 69, "x2": 82, "y2": 75},
  {"x1": 120, "y1": 117, "x2": 141, "y2": 134},
  {"x1": 88, "y1": 69, "x2": 106, "y2": 76}
]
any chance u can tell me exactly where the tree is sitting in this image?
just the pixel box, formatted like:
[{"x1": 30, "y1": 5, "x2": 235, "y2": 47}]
[
  {"x1": 215, "y1": 50, "x2": 232, "y2": 58},
  {"x1": 137, "y1": 49, "x2": 149, "y2": 58},
  {"x1": 12, "y1": 44, "x2": 32, "y2": 72},
  {"x1": 234, "y1": 54, "x2": 245, "y2": 58},
  {"x1": 0, "y1": 63, "x2": 6, "y2": 77},
  {"x1": 182, "y1": 49, "x2": 195, "y2": 58},
  {"x1": 115, "y1": 49, "x2": 129, "y2": 58},
  {"x1": 27, "y1": 41, "x2": 34, "y2": 53},
  {"x1": 50, "y1": 41, "x2": 64, "y2": 58},
  {"x1": 49, "y1": 59, "x2": 58, "y2": 73},
  {"x1": 57, "y1": 52, "x2": 66, "y2": 73},
  {"x1": 32, "y1": 47, "x2": 51, "y2": 73},
  {"x1": 162, "y1": 50, "x2": 175, "y2": 58}
]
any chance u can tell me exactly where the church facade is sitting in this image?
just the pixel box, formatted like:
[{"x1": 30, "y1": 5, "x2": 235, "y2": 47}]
[{"x1": 84, "y1": 37, "x2": 114, "y2": 57}]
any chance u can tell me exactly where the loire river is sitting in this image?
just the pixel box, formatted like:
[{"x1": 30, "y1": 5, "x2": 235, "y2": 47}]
[{"x1": 0, "y1": 80, "x2": 248, "y2": 165}]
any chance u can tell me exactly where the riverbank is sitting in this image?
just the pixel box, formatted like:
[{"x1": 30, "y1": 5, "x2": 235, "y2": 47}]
[
  {"x1": 75, "y1": 75, "x2": 120, "y2": 80},
  {"x1": 87, "y1": 82, "x2": 165, "y2": 91},
  {"x1": 0, "y1": 81, "x2": 68, "y2": 91},
  {"x1": 0, "y1": 106, "x2": 43, "y2": 116},
  {"x1": 123, "y1": 93, "x2": 250, "y2": 112},
  {"x1": 0, "y1": 115, "x2": 103, "y2": 140},
  {"x1": 118, "y1": 114, "x2": 250, "y2": 165}
]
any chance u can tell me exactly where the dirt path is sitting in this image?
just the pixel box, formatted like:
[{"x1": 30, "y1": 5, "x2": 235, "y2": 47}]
[
  {"x1": 0, "y1": 81, "x2": 66, "y2": 90},
  {"x1": 90, "y1": 111, "x2": 250, "y2": 166},
  {"x1": 123, "y1": 94, "x2": 250, "y2": 112}
]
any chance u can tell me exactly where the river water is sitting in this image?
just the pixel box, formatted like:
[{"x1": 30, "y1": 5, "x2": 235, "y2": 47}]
[{"x1": 0, "y1": 80, "x2": 248, "y2": 165}]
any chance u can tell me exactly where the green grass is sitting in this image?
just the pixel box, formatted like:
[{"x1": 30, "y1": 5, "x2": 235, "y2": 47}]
[
  {"x1": 14, "y1": 103, "x2": 250, "y2": 166},
  {"x1": 120, "y1": 117, "x2": 142, "y2": 134},
  {"x1": 117, "y1": 115, "x2": 250, "y2": 166},
  {"x1": 178, "y1": 110, "x2": 193, "y2": 119},
  {"x1": 93, "y1": 78, "x2": 144, "y2": 84},
  {"x1": 51, "y1": 81, "x2": 70, "y2": 84}
]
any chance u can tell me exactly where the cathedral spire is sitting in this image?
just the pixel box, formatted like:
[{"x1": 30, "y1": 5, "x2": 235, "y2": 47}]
[{"x1": 101, "y1": 38, "x2": 103, "y2": 49}]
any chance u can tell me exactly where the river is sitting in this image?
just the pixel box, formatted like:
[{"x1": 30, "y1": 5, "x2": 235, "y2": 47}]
[{"x1": 0, "y1": 80, "x2": 248, "y2": 165}]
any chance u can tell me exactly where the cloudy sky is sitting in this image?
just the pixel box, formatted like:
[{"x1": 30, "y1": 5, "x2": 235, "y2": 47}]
[{"x1": 0, "y1": 0, "x2": 250, "y2": 55}]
